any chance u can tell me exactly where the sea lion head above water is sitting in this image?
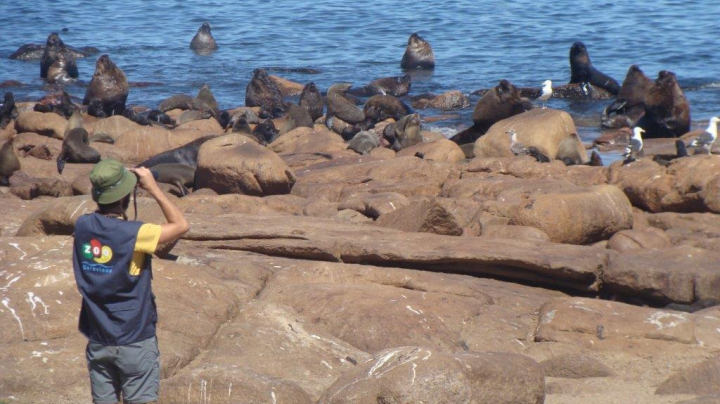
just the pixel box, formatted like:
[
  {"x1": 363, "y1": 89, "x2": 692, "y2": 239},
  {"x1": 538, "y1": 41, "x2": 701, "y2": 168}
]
[
  {"x1": 401, "y1": 33, "x2": 435, "y2": 70},
  {"x1": 569, "y1": 41, "x2": 620, "y2": 95},
  {"x1": 190, "y1": 22, "x2": 219, "y2": 52}
]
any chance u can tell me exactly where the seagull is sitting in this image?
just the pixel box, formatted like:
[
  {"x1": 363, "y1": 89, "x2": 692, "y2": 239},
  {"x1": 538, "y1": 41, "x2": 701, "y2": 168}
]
[
  {"x1": 538, "y1": 80, "x2": 552, "y2": 109},
  {"x1": 507, "y1": 129, "x2": 529, "y2": 156},
  {"x1": 623, "y1": 127, "x2": 644, "y2": 164},
  {"x1": 689, "y1": 116, "x2": 719, "y2": 154}
]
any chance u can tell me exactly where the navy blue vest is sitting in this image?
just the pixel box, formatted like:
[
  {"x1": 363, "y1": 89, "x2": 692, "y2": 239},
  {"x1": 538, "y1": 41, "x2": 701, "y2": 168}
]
[{"x1": 73, "y1": 213, "x2": 157, "y2": 345}]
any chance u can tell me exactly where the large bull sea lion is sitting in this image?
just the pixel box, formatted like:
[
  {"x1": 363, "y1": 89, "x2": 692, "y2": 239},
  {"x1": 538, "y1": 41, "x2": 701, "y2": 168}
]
[
  {"x1": 190, "y1": 22, "x2": 219, "y2": 53},
  {"x1": 83, "y1": 55, "x2": 129, "y2": 117},
  {"x1": 40, "y1": 33, "x2": 79, "y2": 79},
  {"x1": 245, "y1": 68, "x2": 284, "y2": 116},
  {"x1": 602, "y1": 65, "x2": 653, "y2": 129},
  {"x1": 401, "y1": 33, "x2": 435, "y2": 70},
  {"x1": 635, "y1": 70, "x2": 691, "y2": 138}
]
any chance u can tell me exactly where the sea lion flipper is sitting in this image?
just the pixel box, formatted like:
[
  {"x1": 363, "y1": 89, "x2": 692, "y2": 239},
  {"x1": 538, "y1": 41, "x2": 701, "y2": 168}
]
[{"x1": 56, "y1": 156, "x2": 66, "y2": 175}]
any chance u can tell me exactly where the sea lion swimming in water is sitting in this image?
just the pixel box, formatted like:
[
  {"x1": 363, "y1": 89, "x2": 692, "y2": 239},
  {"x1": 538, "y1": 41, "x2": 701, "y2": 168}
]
[
  {"x1": 245, "y1": 69, "x2": 284, "y2": 116},
  {"x1": 450, "y1": 79, "x2": 531, "y2": 145},
  {"x1": 602, "y1": 65, "x2": 653, "y2": 129},
  {"x1": 40, "y1": 33, "x2": 79, "y2": 79},
  {"x1": 83, "y1": 55, "x2": 129, "y2": 116},
  {"x1": 0, "y1": 92, "x2": 19, "y2": 129},
  {"x1": 47, "y1": 53, "x2": 76, "y2": 85},
  {"x1": 634, "y1": 70, "x2": 690, "y2": 139},
  {"x1": 401, "y1": 33, "x2": 435, "y2": 70},
  {"x1": 347, "y1": 74, "x2": 412, "y2": 97},
  {"x1": 569, "y1": 41, "x2": 620, "y2": 95},
  {"x1": 0, "y1": 140, "x2": 20, "y2": 186},
  {"x1": 190, "y1": 22, "x2": 218, "y2": 53},
  {"x1": 299, "y1": 82, "x2": 323, "y2": 122}
]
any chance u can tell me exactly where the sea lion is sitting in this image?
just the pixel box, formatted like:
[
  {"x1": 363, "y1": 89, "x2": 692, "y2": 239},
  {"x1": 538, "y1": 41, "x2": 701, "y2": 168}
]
[
  {"x1": 279, "y1": 103, "x2": 314, "y2": 136},
  {"x1": 33, "y1": 91, "x2": 77, "y2": 119},
  {"x1": 0, "y1": 140, "x2": 20, "y2": 186},
  {"x1": 253, "y1": 119, "x2": 279, "y2": 145},
  {"x1": 363, "y1": 95, "x2": 412, "y2": 123},
  {"x1": 150, "y1": 163, "x2": 196, "y2": 196},
  {"x1": 634, "y1": 71, "x2": 691, "y2": 139},
  {"x1": 401, "y1": 33, "x2": 435, "y2": 70},
  {"x1": 348, "y1": 74, "x2": 412, "y2": 97},
  {"x1": 299, "y1": 82, "x2": 324, "y2": 122},
  {"x1": 64, "y1": 109, "x2": 84, "y2": 138},
  {"x1": 190, "y1": 22, "x2": 219, "y2": 52},
  {"x1": 12, "y1": 42, "x2": 98, "y2": 61},
  {"x1": 450, "y1": 79, "x2": 530, "y2": 145},
  {"x1": 138, "y1": 135, "x2": 217, "y2": 168},
  {"x1": 245, "y1": 69, "x2": 284, "y2": 115},
  {"x1": 87, "y1": 98, "x2": 107, "y2": 118},
  {"x1": 232, "y1": 115, "x2": 252, "y2": 134},
  {"x1": 569, "y1": 41, "x2": 620, "y2": 95},
  {"x1": 197, "y1": 84, "x2": 219, "y2": 115},
  {"x1": 387, "y1": 113, "x2": 422, "y2": 151},
  {"x1": 46, "y1": 53, "x2": 76, "y2": 85},
  {"x1": 83, "y1": 55, "x2": 129, "y2": 117},
  {"x1": 326, "y1": 83, "x2": 365, "y2": 124},
  {"x1": 56, "y1": 127, "x2": 101, "y2": 174},
  {"x1": 556, "y1": 134, "x2": 586, "y2": 165},
  {"x1": 40, "y1": 33, "x2": 79, "y2": 79},
  {"x1": 0, "y1": 92, "x2": 19, "y2": 129},
  {"x1": 602, "y1": 65, "x2": 653, "y2": 129},
  {"x1": 124, "y1": 108, "x2": 174, "y2": 127},
  {"x1": 158, "y1": 94, "x2": 209, "y2": 112},
  {"x1": 347, "y1": 131, "x2": 380, "y2": 155}
]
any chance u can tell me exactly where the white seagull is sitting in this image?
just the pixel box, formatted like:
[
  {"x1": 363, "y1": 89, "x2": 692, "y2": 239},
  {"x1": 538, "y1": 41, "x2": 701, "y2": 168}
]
[
  {"x1": 538, "y1": 80, "x2": 552, "y2": 109},
  {"x1": 623, "y1": 127, "x2": 645, "y2": 163},
  {"x1": 507, "y1": 129, "x2": 529, "y2": 156},
  {"x1": 689, "y1": 116, "x2": 719, "y2": 154}
]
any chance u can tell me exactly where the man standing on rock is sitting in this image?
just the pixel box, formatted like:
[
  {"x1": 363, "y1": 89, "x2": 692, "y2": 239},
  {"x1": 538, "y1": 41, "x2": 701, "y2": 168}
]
[{"x1": 72, "y1": 159, "x2": 189, "y2": 404}]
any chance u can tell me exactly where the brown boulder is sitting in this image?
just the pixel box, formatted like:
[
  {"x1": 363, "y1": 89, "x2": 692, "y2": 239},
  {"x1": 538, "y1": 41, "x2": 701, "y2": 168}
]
[
  {"x1": 656, "y1": 356, "x2": 720, "y2": 396},
  {"x1": 174, "y1": 117, "x2": 223, "y2": 132},
  {"x1": 540, "y1": 354, "x2": 614, "y2": 379},
  {"x1": 269, "y1": 75, "x2": 305, "y2": 97},
  {"x1": 195, "y1": 134, "x2": 296, "y2": 195},
  {"x1": 15, "y1": 111, "x2": 67, "y2": 139},
  {"x1": 375, "y1": 198, "x2": 468, "y2": 236},
  {"x1": 397, "y1": 138, "x2": 465, "y2": 164},
  {"x1": 481, "y1": 224, "x2": 550, "y2": 242},
  {"x1": 474, "y1": 109, "x2": 588, "y2": 162},
  {"x1": 607, "y1": 228, "x2": 671, "y2": 252},
  {"x1": 9, "y1": 172, "x2": 73, "y2": 200},
  {"x1": 338, "y1": 192, "x2": 410, "y2": 219},
  {"x1": 318, "y1": 347, "x2": 545, "y2": 404},
  {"x1": 269, "y1": 126, "x2": 357, "y2": 169}
]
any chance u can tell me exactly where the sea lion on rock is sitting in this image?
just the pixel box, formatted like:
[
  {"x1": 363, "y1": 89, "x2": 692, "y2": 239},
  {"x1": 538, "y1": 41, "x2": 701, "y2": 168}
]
[
  {"x1": 569, "y1": 41, "x2": 620, "y2": 95},
  {"x1": 245, "y1": 69, "x2": 284, "y2": 115},
  {"x1": 83, "y1": 55, "x2": 128, "y2": 116},
  {"x1": 450, "y1": 79, "x2": 530, "y2": 145},
  {"x1": 0, "y1": 92, "x2": 19, "y2": 129},
  {"x1": 12, "y1": 42, "x2": 98, "y2": 61},
  {"x1": 299, "y1": 82, "x2": 324, "y2": 121},
  {"x1": 0, "y1": 140, "x2": 20, "y2": 186},
  {"x1": 401, "y1": 33, "x2": 435, "y2": 70},
  {"x1": 348, "y1": 75, "x2": 412, "y2": 97},
  {"x1": 56, "y1": 127, "x2": 101, "y2": 174},
  {"x1": 190, "y1": 22, "x2": 218, "y2": 53},
  {"x1": 386, "y1": 113, "x2": 422, "y2": 151},
  {"x1": 150, "y1": 163, "x2": 196, "y2": 196},
  {"x1": 634, "y1": 70, "x2": 690, "y2": 139},
  {"x1": 47, "y1": 53, "x2": 76, "y2": 85},
  {"x1": 602, "y1": 65, "x2": 653, "y2": 129},
  {"x1": 40, "y1": 33, "x2": 79, "y2": 79},
  {"x1": 87, "y1": 98, "x2": 107, "y2": 118},
  {"x1": 279, "y1": 103, "x2": 314, "y2": 136},
  {"x1": 158, "y1": 94, "x2": 209, "y2": 112},
  {"x1": 197, "y1": 84, "x2": 219, "y2": 115},
  {"x1": 232, "y1": 115, "x2": 252, "y2": 134},
  {"x1": 138, "y1": 135, "x2": 217, "y2": 168},
  {"x1": 363, "y1": 95, "x2": 412, "y2": 123},
  {"x1": 326, "y1": 83, "x2": 365, "y2": 124},
  {"x1": 348, "y1": 131, "x2": 380, "y2": 155},
  {"x1": 33, "y1": 91, "x2": 77, "y2": 119},
  {"x1": 556, "y1": 134, "x2": 585, "y2": 165},
  {"x1": 252, "y1": 119, "x2": 279, "y2": 145}
]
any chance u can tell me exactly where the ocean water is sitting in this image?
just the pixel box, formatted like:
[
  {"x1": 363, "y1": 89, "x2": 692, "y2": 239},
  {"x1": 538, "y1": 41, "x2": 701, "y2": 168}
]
[{"x1": 1, "y1": 0, "x2": 718, "y2": 156}]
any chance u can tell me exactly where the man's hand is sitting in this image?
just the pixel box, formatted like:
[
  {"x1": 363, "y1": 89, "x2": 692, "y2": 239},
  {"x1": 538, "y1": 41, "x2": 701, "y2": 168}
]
[{"x1": 129, "y1": 167, "x2": 158, "y2": 192}]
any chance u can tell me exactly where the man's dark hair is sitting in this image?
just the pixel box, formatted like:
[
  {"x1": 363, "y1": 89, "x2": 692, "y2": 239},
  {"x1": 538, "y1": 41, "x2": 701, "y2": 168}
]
[{"x1": 97, "y1": 194, "x2": 131, "y2": 220}]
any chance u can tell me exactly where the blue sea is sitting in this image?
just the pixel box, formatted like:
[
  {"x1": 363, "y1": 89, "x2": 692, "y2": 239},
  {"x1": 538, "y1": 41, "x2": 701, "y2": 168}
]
[{"x1": 1, "y1": 0, "x2": 718, "y2": 160}]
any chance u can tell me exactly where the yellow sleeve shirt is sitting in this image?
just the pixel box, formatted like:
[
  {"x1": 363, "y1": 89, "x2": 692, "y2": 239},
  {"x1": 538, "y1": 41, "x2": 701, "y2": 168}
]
[{"x1": 130, "y1": 224, "x2": 162, "y2": 276}]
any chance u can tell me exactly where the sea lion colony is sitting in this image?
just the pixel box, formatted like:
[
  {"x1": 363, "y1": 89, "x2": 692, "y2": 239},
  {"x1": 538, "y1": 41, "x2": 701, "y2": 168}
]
[{"x1": 3, "y1": 25, "x2": 720, "y2": 404}]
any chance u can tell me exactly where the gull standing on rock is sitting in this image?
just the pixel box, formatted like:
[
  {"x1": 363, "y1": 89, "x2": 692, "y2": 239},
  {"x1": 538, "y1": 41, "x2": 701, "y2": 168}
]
[
  {"x1": 507, "y1": 129, "x2": 529, "y2": 156},
  {"x1": 689, "y1": 116, "x2": 719, "y2": 154},
  {"x1": 538, "y1": 80, "x2": 552, "y2": 109},
  {"x1": 623, "y1": 127, "x2": 645, "y2": 164}
]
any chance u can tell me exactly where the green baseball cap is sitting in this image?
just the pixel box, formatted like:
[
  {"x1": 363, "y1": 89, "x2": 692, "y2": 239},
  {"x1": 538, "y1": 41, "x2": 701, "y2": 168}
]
[{"x1": 89, "y1": 159, "x2": 137, "y2": 204}]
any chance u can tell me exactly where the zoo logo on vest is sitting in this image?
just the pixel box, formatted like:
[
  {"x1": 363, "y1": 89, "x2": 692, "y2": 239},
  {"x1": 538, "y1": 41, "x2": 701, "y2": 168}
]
[{"x1": 81, "y1": 239, "x2": 114, "y2": 273}]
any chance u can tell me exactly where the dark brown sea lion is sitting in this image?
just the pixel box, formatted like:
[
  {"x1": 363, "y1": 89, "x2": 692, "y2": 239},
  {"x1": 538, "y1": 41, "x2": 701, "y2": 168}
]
[
  {"x1": 602, "y1": 65, "x2": 653, "y2": 129},
  {"x1": 40, "y1": 33, "x2": 79, "y2": 79},
  {"x1": 401, "y1": 33, "x2": 435, "y2": 70},
  {"x1": 299, "y1": 82, "x2": 324, "y2": 122},
  {"x1": 82, "y1": 55, "x2": 128, "y2": 116},
  {"x1": 12, "y1": 42, "x2": 98, "y2": 61},
  {"x1": 245, "y1": 68, "x2": 284, "y2": 116},
  {"x1": 347, "y1": 131, "x2": 380, "y2": 155},
  {"x1": 326, "y1": 83, "x2": 365, "y2": 124},
  {"x1": 87, "y1": 98, "x2": 107, "y2": 118},
  {"x1": 150, "y1": 163, "x2": 196, "y2": 196},
  {"x1": 0, "y1": 92, "x2": 19, "y2": 129},
  {"x1": 123, "y1": 108, "x2": 174, "y2": 127},
  {"x1": 450, "y1": 79, "x2": 530, "y2": 145},
  {"x1": 190, "y1": 22, "x2": 218, "y2": 52},
  {"x1": 390, "y1": 113, "x2": 422, "y2": 151},
  {"x1": 363, "y1": 95, "x2": 412, "y2": 123},
  {"x1": 138, "y1": 135, "x2": 217, "y2": 168},
  {"x1": 33, "y1": 91, "x2": 77, "y2": 119},
  {"x1": 197, "y1": 84, "x2": 219, "y2": 114},
  {"x1": 0, "y1": 140, "x2": 21, "y2": 186},
  {"x1": 279, "y1": 103, "x2": 314, "y2": 136},
  {"x1": 158, "y1": 94, "x2": 209, "y2": 112},
  {"x1": 232, "y1": 115, "x2": 252, "y2": 134},
  {"x1": 46, "y1": 52, "x2": 76, "y2": 85},
  {"x1": 176, "y1": 109, "x2": 213, "y2": 126},
  {"x1": 56, "y1": 127, "x2": 101, "y2": 174},
  {"x1": 252, "y1": 119, "x2": 279, "y2": 145},
  {"x1": 569, "y1": 41, "x2": 620, "y2": 95},
  {"x1": 635, "y1": 70, "x2": 690, "y2": 139},
  {"x1": 347, "y1": 74, "x2": 412, "y2": 97}
]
